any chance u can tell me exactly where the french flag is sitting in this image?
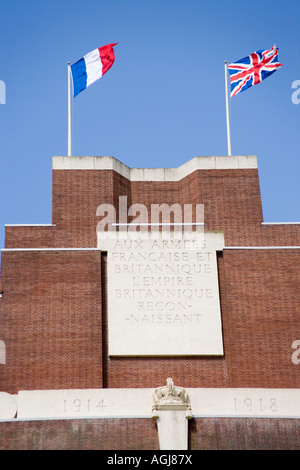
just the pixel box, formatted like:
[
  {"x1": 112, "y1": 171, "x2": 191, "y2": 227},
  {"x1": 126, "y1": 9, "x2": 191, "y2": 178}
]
[{"x1": 71, "y1": 43, "x2": 118, "y2": 98}]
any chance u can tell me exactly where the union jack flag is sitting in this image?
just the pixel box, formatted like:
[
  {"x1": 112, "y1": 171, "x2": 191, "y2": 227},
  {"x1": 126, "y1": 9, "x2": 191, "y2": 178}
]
[{"x1": 228, "y1": 45, "x2": 282, "y2": 97}]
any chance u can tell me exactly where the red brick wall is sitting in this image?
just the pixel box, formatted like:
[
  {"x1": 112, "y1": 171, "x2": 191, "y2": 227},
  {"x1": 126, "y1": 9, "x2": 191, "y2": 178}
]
[
  {"x1": 223, "y1": 249, "x2": 300, "y2": 387},
  {"x1": 2, "y1": 249, "x2": 299, "y2": 393},
  {"x1": 0, "y1": 417, "x2": 299, "y2": 450},
  {"x1": 0, "y1": 418, "x2": 159, "y2": 450},
  {"x1": 189, "y1": 417, "x2": 300, "y2": 450},
  {"x1": 4, "y1": 168, "x2": 300, "y2": 249},
  {"x1": 0, "y1": 250, "x2": 103, "y2": 394},
  {"x1": 1, "y1": 248, "x2": 298, "y2": 394},
  {"x1": 6, "y1": 167, "x2": 299, "y2": 249}
]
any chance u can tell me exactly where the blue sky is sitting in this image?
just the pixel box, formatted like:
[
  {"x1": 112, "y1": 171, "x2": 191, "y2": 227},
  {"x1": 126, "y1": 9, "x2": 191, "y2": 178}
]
[{"x1": 0, "y1": 0, "x2": 299, "y2": 250}]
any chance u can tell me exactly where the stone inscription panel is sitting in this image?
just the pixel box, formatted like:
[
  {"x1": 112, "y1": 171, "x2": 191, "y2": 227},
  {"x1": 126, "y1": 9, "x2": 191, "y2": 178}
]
[
  {"x1": 99, "y1": 232, "x2": 224, "y2": 356},
  {"x1": 17, "y1": 389, "x2": 153, "y2": 419},
  {"x1": 16, "y1": 388, "x2": 300, "y2": 419}
]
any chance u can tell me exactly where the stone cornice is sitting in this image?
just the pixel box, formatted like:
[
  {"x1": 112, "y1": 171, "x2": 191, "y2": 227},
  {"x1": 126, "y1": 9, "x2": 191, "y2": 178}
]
[{"x1": 52, "y1": 155, "x2": 257, "y2": 181}]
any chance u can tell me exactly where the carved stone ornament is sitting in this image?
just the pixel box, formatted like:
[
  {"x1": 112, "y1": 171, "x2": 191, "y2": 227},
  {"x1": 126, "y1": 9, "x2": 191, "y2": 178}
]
[{"x1": 152, "y1": 377, "x2": 192, "y2": 419}]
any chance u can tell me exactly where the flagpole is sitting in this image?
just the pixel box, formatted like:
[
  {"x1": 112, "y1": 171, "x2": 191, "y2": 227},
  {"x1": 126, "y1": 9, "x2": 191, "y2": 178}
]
[
  {"x1": 68, "y1": 61, "x2": 72, "y2": 156},
  {"x1": 224, "y1": 61, "x2": 232, "y2": 156}
]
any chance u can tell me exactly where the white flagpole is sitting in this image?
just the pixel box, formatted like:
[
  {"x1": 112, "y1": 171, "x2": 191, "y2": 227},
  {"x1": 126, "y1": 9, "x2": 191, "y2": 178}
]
[
  {"x1": 224, "y1": 61, "x2": 232, "y2": 156},
  {"x1": 68, "y1": 62, "x2": 72, "y2": 156}
]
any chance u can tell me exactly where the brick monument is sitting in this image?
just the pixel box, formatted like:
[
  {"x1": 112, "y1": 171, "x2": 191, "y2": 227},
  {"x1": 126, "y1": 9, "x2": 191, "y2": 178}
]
[{"x1": 0, "y1": 154, "x2": 299, "y2": 450}]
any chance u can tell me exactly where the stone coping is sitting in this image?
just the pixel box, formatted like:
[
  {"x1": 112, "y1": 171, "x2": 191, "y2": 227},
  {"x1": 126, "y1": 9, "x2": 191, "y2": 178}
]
[
  {"x1": 1, "y1": 387, "x2": 299, "y2": 421},
  {"x1": 52, "y1": 155, "x2": 257, "y2": 181}
]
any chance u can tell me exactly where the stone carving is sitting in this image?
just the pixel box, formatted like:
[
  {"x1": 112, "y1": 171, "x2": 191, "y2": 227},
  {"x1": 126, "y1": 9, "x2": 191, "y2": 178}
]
[
  {"x1": 99, "y1": 232, "x2": 225, "y2": 357},
  {"x1": 152, "y1": 377, "x2": 192, "y2": 418}
]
